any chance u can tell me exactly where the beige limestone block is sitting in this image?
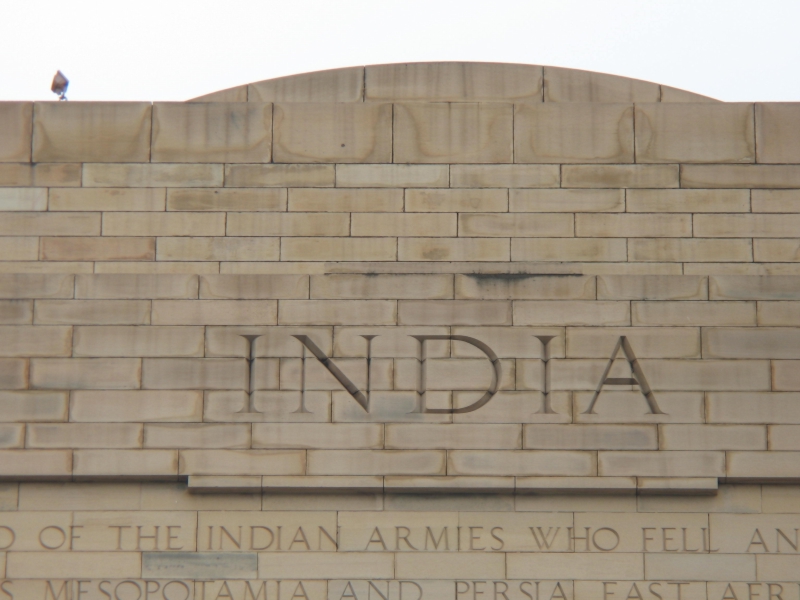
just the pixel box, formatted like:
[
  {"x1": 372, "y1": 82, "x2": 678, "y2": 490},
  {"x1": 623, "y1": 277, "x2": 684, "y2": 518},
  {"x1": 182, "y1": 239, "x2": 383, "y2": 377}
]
[
  {"x1": 27, "y1": 423, "x2": 142, "y2": 448},
  {"x1": 205, "y1": 390, "x2": 332, "y2": 423},
  {"x1": 225, "y1": 163, "x2": 335, "y2": 187},
  {"x1": 759, "y1": 301, "x2": 800, "y2": 325},
  {"x1": 515, "y1": 301, "x2": 630, "y2": 326},
  {"x1": 385, "y1": 424, "x2": 521, "y2": 449},
  {"x1": 507, "y1": 552, "x2": 643, "y2": 579},
  {"x1": 384, "y1": 475, "x2": 513, "y2": 493},
  {"x1": 573, "y1": 511, "x2": 708, "y2": 552},
  {"x1": 83, "y1": 163, "x2": 223, "y2": 187},
  {"x1": 205, "y1": 325, "x2": 332, "y2": 358},
  {"x1": 680, "y1": 165, "x2": 800, "y2": 188},
  {"x1": 512, "y1": 238, "x2": 627, "y2": 262},
  {"x1": 756, "y1": 555, "x2": 800, "y2": 581},
  {"x1": 394, "y1": 102, "x2": 513, "y2": 163},
  {"x1": 152, "y1": 300, "x2": 277, "y2": 325},
  {"x1": 0, "y1": 237, "x2": 39, "y2": 261},
  {"x1": 333, "y1": 389, "x2": 448, "y2": 424},
  {"x1": 754, "y1": 239, "x2": 800, "y2": 262},
  {"x1": 95, "y1": 261, "x2": 220, "y2": 274},
  {"x1": 0, "y1": 325, "x2": 71, "y2": 357},
  {"x1": 228, "y1": 212, "x2": 350, "y2": 237},
  {"x1": 180, "y1": 449, "x2": 304, "y2": 475},
  {"x1": 644, "y1": 554, "x2": 754, "y2": 581},
  {"x1": 274, "y1": 103, "x2": 391, "y2": 163},
  {"x1": 516, "y1": 491, "x2": 636, "y2": 512},
  {"x1": 0, "y1": 163, "x2": 78, "y2": 187},
  {"x1": 710, "y1": 513, "x2": 800, "y2": 554},
  {"x1": 633, "y1": 301, "x2": 756, "y2": 326},
  {"x1": 279, "y1": 300, "x2": 396, "y2": 325},
  {"x1": 562, "y1": 164, "x2": 679, "y2": 188},
  {"x1": 515, "y1": 103, "x2": 634, "y2": 163},
  {"x1": 455, "y1": 274, "x2": 593, "y2": 300},
  {"x1": 511, "y1": 189, "x2": 623, "y2": 212},
  {"x1": 352, "y1": 213, "x2": 456, "y2": 237},
  {"x1": 0, "y1": 212, "x2": 100, "y2": 236},
  {"x1": 312, "y1": 274, "x2": 452, "y2": 300},
  {"x1": 0, "y1": 274, "x2": 73, "y2": 299},
  {"x1": 661, "y1": 86, "x2": 720, "y2": 102},
  {"x1": 334, "y1": 325, "x2": 448, "y2": 359},
  {"x1": 752, "y1": 189, "x2": 800, "y2": 212},
  {"x1": 633, "y1": 238, "x2": 755, "y2": 262},
  {"x1": 599, "y1": 450, "x2": 725, "y2": 477},
  {"x1": 703, "y1": 327, "x2": 800, "y2": 359},
  {"x1": 661, "y1": 424, "x2": 766, "y2": 450},
  {"x1": 449, "y1": 450, "x2": 595, "y2": 476},
  {"x1": 638, "y1": 483, "x2": 760, "y2": 513},
  {"x1": 640, "y1": 358, "x2": 770, "y2": 390},
  {"x1": 396, "y1": 553, "x2": 505, "y2": 578},
  {"x1": 33, "y1": 102, "x2": 151, "y2": 162},
  {"x1": 0, "y1": 188, "x2": 46, "y2": 211},
  {"x1": 459, "y1": 213, "x2": 574, "y2": 237},
  {"x1": 0, "y1": 261, "x2": 94, "y2": 274},
  {"x1": 144, "y1": 423, "x2": 250, "y2": 449},
  {"x1": 406, "y1": 188, "x2": 507, "y2": 212},
  {"x1": 335, "y1": 164, "x2": 449, "y2": 188},
  {"x1": 6, "y1": 551, "x2": 141, "y2": 578},
  {"x1": 399, "y1": 238, "x2": 510, "y2": 262},
  {"x1": 769, "y1": 425, "x2": 800, "y2": 450},
  {"x1": 308, "y1": 449, "x2": 446, "y2": 475},
  {"x1": 41, "y1": 237, "x2": 156, "y2": 261},
  {"x1": 756, "y1": 103, "x2": 800, "y2": 163},
  {"x1": 524, "y1": 424, "x2": 656, "y2": 450},
  {"x1": 395, "y1": 357, "x2": 513, "y2": 392},
  {"x1": 0, "y1": 391, "x2": 67, "y2": 422},
  {"x1": 103, "y1": 212, "x2": 225, "y2": 236},
  {"x1": 629, "y1": 189, "x2": 750, "y2": 213},
  {"x1": 0, "y1": 300, "x2": 32, "y2": 324},
  {"x1": 281, "y1": 237, "x2": 396, "y2": 261},
  {"x1": 19, "y1": 482, "x2": 141, "y2": 510},
  {"x1": 708, "y1": 392, "x2": 800, "y2": 423},
  {"x1": 73, "y1": 449, "x2": 178, "y2": 478},
  {"x1": 695, "y1": 214, "x2": 800, "y2": 237},
  {"x1": 544, "y1": 67, "x2": 660, "y2": 102},
  {"x1": 250, "y1": 66, "x2": 364, "y2": 102},
  {"x1": 577, "y1": 213, "x2": 691, "y2": 237},
  {"x1": 450, "y1": 327, "x2": 564, "y2": 359},
  {"x1": 73, "y1": 326, "x2": 203, "y2": 357},
  {"x1": 152, "y1": 102, "x2": 272, "y2": 163},
  {"x1": 0, "y1": 361, "x2": 30, "y2": 391},
  {"x1": 71, "y1": 390, "x2": 200, "y2": 422},
  {"x1": 398, "y1": 300, "x2": 511, "y2": 325},
  {"x1": 0, "y1": 449, "x2": 71, "y2": 477},
  {"x1": 289, "y1": 188, "x2": 403, "y2": 212},
  {"x1": 142, "y1": 357, "x2": 245, "y2": 389},
  {"x1": 0, "y1": 102, "x2": 32, "y2": 162},
  {"x1": 451, "y1": 164, "x2": 560, "y2": 188},
  {"x1": 167, "y1": 188, "x2": 286, "y2": 211},
  {"x1": 200, "y1": 274, "x2": 308, "y2": 299},
  {"x1": 253, "y1": 423, "x2": 382, "y2": 449},
  {"x1": 259, "y1": 552, "x2": 394, "y2": 579},
  {"x1": 636, "y1": 103, "x2": 755, "y2": 163},
  {"x1": 727, "y1": 451, "x2": 800, "y2": 481},
  {"x1": 566, "y1": 327, "x2": 700, "y2": 358},
  {"x1": 0, "y1": 424, "x2": 23, "y2": 448},
  {"x1": 157, "y1": 237, "x2": 280, "y2": 262},
  {"x1": 142, "y1": 482, "x2": 259, "y2": 510},
  {"x1": 710, "y1": 276, "x2": 800, "y2": 300},
  {"x1": 190, "y1": 84, "x2": 248, "y2": 101},
  {"x1": 366, "y1": 62, "x2": 543, "y2": 101},
  {"x1": 75, "y1": 274, "x2": 197, "y2": 299},
  {"x1": 598, "y1": 275, "x2": 707, "y2": 300},
  {"x1": 763, "y1": 485, "x2": 800, "y2": 512}
]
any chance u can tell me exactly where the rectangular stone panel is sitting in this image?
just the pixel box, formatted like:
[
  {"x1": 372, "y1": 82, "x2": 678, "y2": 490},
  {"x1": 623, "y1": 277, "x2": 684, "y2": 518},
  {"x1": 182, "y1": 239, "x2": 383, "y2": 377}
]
[
  {"x1": 27, "y1": 423, "x2": 142, "y2": 448},
  {"x1": 142, "y1": 358, "x2": 245, "y2": 389},
  {"x1": 71, "y1": 390, "x2": 202, "y2": 422},
  {"x1": 562, "y1": 165, "x2": 679, "y2": 188},
  {"x1": 398, "y1": 300, "x2": 511, "y2": 325},
  {"x1": 0, "y1": 102, "x2": 32, "y2": 162},
  {"x1": 0, "y1": 325, "x2": 72, "y2": 357},
  {"x1": 157, "y1": 237, "x2": 281, "y2": 262},
  {"x1": 0, "y1": 188, "x2": 47, "y2": 210},
  {"x1": 598, "y1": 275, "x2": 707, "y2": 300},
  {"x1": 695, "y1": 214, "x2": 800, "y2": 237},
  {"x1": 167, "y1": 188, "x2": 286, "y2": 211},
  {"x1": 50, "y1": 187, "x2": 166, "y2": 211},
  {"x1": 225, "y1": 163, "x2": 335, "y2": 187},
  {"x1": 258, "y1": 552, "x2": 394, "y2": 579},
  {"x1": 152, "y1": 300, "x2": 277, "y2": 325},
  {"x1": 400, "y1": 238, "x2": 511, "y2": 262},
  {"x1": 73, "y1": 326, "x2": 205, "y2": 357},
  {"x1": 0, "y1": 300, "x2": 32, "y2": 324},
  {"x1": 395, "y1": 553, "x2": 505, "y2": 579},
  {"x1": 681, "y1": 165, "x2": 800, "y2": 188},
  {"x1": 643, "y1": 554, "x2": 755, "y2": 581},
  {"x1": 312, "y1": 274, "x2": 453, "y2": 299},
  {"x1": 660, "y1": 424, "x2": 766, "y2": 450},
  {"x1": 524, "y1": 424, "x2": 657, "y2": 450},
  {"x1": 103, "y1": 212, "x2": 225, "y2": 236},
  {"x1": 7, "y1": 552, "x2": 141, "y2": 578},
  {"x1": 279, "y1": 300, "x2": 396, "y2": 325},
  {"x1": 577, "y1": 214, "x2": 691, "y2": 237},
  {"x1": 727, "y1": 451, "x2": 800, "y2": 481},
  {"x1": 41, "y1": 237, "x2": 156, "y2": 261},
  {"x1": 512, "y1": 238, "x2": 627, "y2": 262},
  {"x1": 448, "y1": 450, "x2": 595, "y2": 476},
  {"x1": 756, "y1": 103, "x2": 800, "y2": 163},
  {"x1": 83, "y1": 163, "x2": 223, "y2": 187},
  {"x1": 710, "y1": 276, "x2": 800, "y2": 299},
  {"x1": 515, "y1": 301, "x2": 630, "y2": 326},
  {"x1": 754, "y1": 240, "x2": 800, "y2": 262},
  {"x1": 703, "y1": 327, "x2": 800, "y2": 358},
  {"x1": 627, "y1": 189, "x2": 751, "y2": 212},
  {"x1": 180, "y1": 449, "x2": 305, "y2": 476},
  {"x1": 707, "y1": 392, "x2": 800, "y2": 423},
  {"x1": 0, "y1": 212, "x2": 100, "y2": 236},
  {"x1": 544, "y1": 67, "x2": 660, "y2": 102},
  {"x1": 307, "y1": 450, "x2": 446, "y2": 475},
  {"x1": 143, "y1": 552, "x2": 257, "y2": 578},
  {"x1": 451, "y1": 164, "x2": 560, "y2": 188},
  {"x1": 73, "y1": 449, "x2": 178, "y2": 478},
  {"x1": 598, "y1": 451, "x2": 725, "y2": 477},
  {"x1": 511, "y1": 189, "x2": 624, "y2": 212},
  {"x1": 281, "y1": 238, "x2": 396, "y2": 261},
  {"x1": 507, "y1": 553, "x2": 643, "y2": 579},
  {"x1": 200, "y1": 275, "x2": 308, "y2": 299},
  {"x1": 459, "y1": 213, "x2": 573, "y2": 237},
  {"x1": 351, "y1": 213, "x2": 456, "y2": 237},
  {"x1": 288, "y1": 188, "x2": 403, "y2": 212},
  {"x1": 566, "y1": 327, "x2": 700, "y2": 358},
  {"x1": 455, "y1": 274, "x2": 594, "y2": 300},
  {"x1": 385, "y1": 424, "x2": 521, "y2": 449},
  {"x1": 335, "y1": 164, "x2": 449, "y2": 188},
  {"x1": 632, "y1": 301, "x2": 756, "y2": 326}
]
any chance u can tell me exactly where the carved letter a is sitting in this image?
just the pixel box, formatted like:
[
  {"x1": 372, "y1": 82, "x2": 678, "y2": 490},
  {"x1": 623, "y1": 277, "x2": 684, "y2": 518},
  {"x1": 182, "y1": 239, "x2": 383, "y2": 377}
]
[{"x1": 582, "y1": 336, "x2": 664, "y2": 415}]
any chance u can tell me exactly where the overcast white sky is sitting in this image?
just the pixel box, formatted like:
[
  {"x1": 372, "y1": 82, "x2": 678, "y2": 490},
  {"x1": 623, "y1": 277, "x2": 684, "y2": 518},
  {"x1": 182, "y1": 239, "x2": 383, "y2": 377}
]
[{"x1": 1, "y1": 0, "x2": 799, "y2": 102}]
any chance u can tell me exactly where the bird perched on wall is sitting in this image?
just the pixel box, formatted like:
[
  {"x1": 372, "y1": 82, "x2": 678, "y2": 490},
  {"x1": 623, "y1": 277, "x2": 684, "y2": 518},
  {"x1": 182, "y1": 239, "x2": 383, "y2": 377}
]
[{"x1": 51, "y1": 71, "x2": 69, "y2": 100}]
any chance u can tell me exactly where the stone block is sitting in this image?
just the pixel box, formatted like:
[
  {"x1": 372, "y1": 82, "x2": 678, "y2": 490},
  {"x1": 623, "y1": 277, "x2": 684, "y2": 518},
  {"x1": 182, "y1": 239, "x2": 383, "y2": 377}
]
[
  {"x1": 31, "y1": 358, "x2": 141, "y2": 389},
  {"x1": 279, "y1": 300, "x2": 396, "y2": 325},
  {"x1": 576, "y1": 213, "x2": 691, "y2": 237},
  {"x1": 523, "y1": 424, "x2": 657, "y2": 450},
  {"x1": 190, "y1": 85, "x2": 248, "y2": 102},
  {"x1": 515, "y1": 103, "x2": 634, "y2": 163},
  {"x1": 366, "y1": 62, "x2": 543, "y2": 101},
  {"x1": 707, "y1": 392, "x2": 800, "y2": 423},
  {"x1": 0, "y1": 188, "x2": 46, "y2": 210},
  {"x1": 336, "y1": 164, "x2": 449, "y2": 188},
  {"x1": 32, "y1": 102, "x2": 151, "y2": 162},
  {"x1": 633, "y1": 301, "x2": 756, "y2": 326},
  {"x1": 562, "y1": 164, "x2": 679, "y2": 188},
  {"x1": 152, "y1": 102, "x2": 272, "y2": 162},
  {"x1": 27, "y1": 423, "x2": 142, "y2": 448},
  {"x1": 385, "y1": 423, "x2": 521, "y2": 449},
  {"x1": 0, "y1": 325, "x2": 71, "y2": 357},
  {"x1": 517, "y1": 476, "x2": 635, "y2": 494},
  {"x1": 640, "y1": 359, "x2": 770, "y2": 390},
  {"x1": 34, "y1": 300, "x2": 146, "y2": 325},
  {"x1": 41, "y1": 237, "x2": 156, "y2": 261},
  {"x1": 225, "y1": 163, "x2": 335, "y2": 187},
  {"x1": 288, "y1": 188, "x2": 403, "y2": 212},
  {"x1": 754, "y1": 240, "x2": 800, "y2": 262},
  {"x1": 507, "y1": 553, "x2": 643, "y2": 579},
  {"x1": 574, "y1": 511, "x2": 710, "y2": 551},
  {"x1": 167, "y1": 188, "x2": 286, "y2": 211},
  {"x1": 399, "y1": 238, "x2": 510, "y2": 262},
  {"x1": 307, "y1": 449, "x2": 446, "y2": 475},
  {"x1": 598, "y1": 451, "x2": 725, "y2": 477},
  {"x1": 352, "y1": 213, "x2": 457, "y2": 237},
  {"x1": 459, "y1": 213, "x2": 573, "y2": 237},
  {"x1": 451, "y1": 164, "x2": 560, "y2": 188},
  {"x1": 103, "y1": 212, "x2": 225, "y2": 236},
  {"x1": 758, "y1": 301, "x2": 800, "y2": 325},
  {"x1": 0, "y1": 424, "x2": 23, "y2": 447},
  {"x1": 680, "y1": 165, "x2": 800, "y2": 188},
  {"x1": 250, "y1": 66, "x2": 364, "y2": 102},
  {"x1": 228, "y1": 212, "x2": 350, "y2": 237},
  {"x1": 83, "y1": 163, "x2": 223, "y2": 187},
  {"x1": 0, "y1": 212, "x2": 100, "y2": 236},
  {"x1": 0, "y1": 449, "x2": 71, "y2": 478},
  {"x1": 703, "y1": 327, "x2": 800, "y2": 358},
  {"x1": 398, "y1": 300, "x2": 511, "y2": 325},
  {"x1": 206, "y1": 325, "x2": 331, "y2": 358},
  {"x1": 450, "y1": 326, "x2": 564, "y2": 359},
  {"x1": 0, "y1": 237, "x2": 38, "y2": 261},
  {"x1": 206, "y1": 390, "x2": 331, "y2": 423},
  {"x1": 514, "y1": 301, "x2": 630, "y2": 326},
  {"x1": 395, "y1": 357, "x2": 513, "y2": 392},
  {"x1": 571, "y1": 393, "x2": 702, "y2": 423},
  {"x1": 71, "y1": 390, "x2": 202, "y2": 422},
  {"x1": 73, "y1": 325, "x2": 204, "y2": 357},
  {"x1": 772, "y1": 425, "x2": 800, "y2": 450},
  {"x1": 752, "y1": 189, "x2": 800, "y2": 212},
  {"x1": 75, "y1": 274, "x2": 196, "y2": 299},
  {"x1": 661, "y1": 86, "x2": 720, "y2": 102},
  {"x1": 512, "y1": 238, "x2": 627, "y2": 262},
  {"x1": 0, "y1": 391, "x2": 67, "y2": 422},
  {"x1": 143, "y1": 552, "x2": 257, "y2": 578},
  {"x1": 0, "y1": 300, "x2": 31, "y2": 324},
  {"x1": 598, "y1": 275, "x2": 707, "y2": 300},
  {"x1": 157, "y1": 237, "x2": 281, "y2": 261},
  {"x1": 727, "y1": 451, "x2": 800, "y2": 481},
  {"x1": 258, "y1": 552, "x2": 394, "y2": 579},
  {"x1": 394, "y1": 102, "x2": 513, "y2": 163},
  {"x1": 756, "y1": 555, "x2": 800, "y2": 581},
  {"x1": 6, "y1": 551, "x2": 141, "y2": 578},
  {"x1": 18, "y1": 482, "x2": 141, "y2": 510},
  {"x1": 756, "y1": 103, "x2": 800, "y2": 163},
  {"x1": 273, "y1": 103, "x2": 392, "y2": 163},
  {"x1": 73, "y1": 449, "x2": 178, "y2": 478},
  {"x1": 544, "y1": 67, "x2": 660, "y2": 102},
  {"x1": 253, "y1": 423, "x2": 383, "y2": 449},
  {"x1": 661, "y1": 424, "x2": 766, "y2": 450},
  {"x1": 152, "y1": 300, "x2": 277, "y2": 325},
  {"x1": 407, "y1": 189, "x2": 507, "y2": 212},
  {"x1": 566, "y1": 327, "x2": 700, "y2": 358},
  {"x1": 142, "y1": 358, "x2": 245, "y2": 389},
  {"x1": 636, "y1": 103, "x2": 755, "y2": 163},
  {"x1": 710, "y1": 276, "x2": 800, "y2": 300},
  {"x1": 628, "y1": 188, "x2": 751, "y2": 212},
  {"x1": 180, "y1": 449, "x2": 305, "y2": 475},
  {"x1": 628, "y1": 239, "x2": 753, "y2": 262},
  {"x1": 334, "y1": 325, "x2": 447, "y2": 358},
  {"x1": 644, "y1": 554, "x2": 754, "y2": 581},
  {"x1": 281, "y1": 237, "x2": 396, "y2": 261},
  {"x1": 396, "y1": 553, "x2": 505, "y2": 579},
  {"x1": 638, "y1": 483, "x2": 760, "y2": 513},
  {"x1": 311, "y1": 274, "x2": 452, "y2": 299},
  {"x1": 200, "y1": 274, "x2": 308, "y2": 299},
  {"x1": 0, "y1": 102, "x2": 32, "y2": 162},
  {"x1": 448, "y1": 450, "x2": 595, "y2": 476},
  {"x1": 455, "y1": 274, "x2": 594, "y2": 300},
  {"x1": 637, "y1": 477, "x2": 719, "y2": 495},
  {"x1": 143, "y1": 423, "x2": 249, "y2": 448},
  {"x1": 695, "y1": 214, "x2": 800, "y2": 237},
  {"x1": 511, "y1": 189, "x2": 623, "y2": 212}
]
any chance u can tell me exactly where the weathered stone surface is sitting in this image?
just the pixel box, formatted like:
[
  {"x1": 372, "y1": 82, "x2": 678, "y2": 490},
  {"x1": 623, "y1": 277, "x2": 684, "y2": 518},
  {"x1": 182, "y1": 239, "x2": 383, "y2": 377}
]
[{"x1": 0, "y1": 102, "x2": 32, "y2": 162}]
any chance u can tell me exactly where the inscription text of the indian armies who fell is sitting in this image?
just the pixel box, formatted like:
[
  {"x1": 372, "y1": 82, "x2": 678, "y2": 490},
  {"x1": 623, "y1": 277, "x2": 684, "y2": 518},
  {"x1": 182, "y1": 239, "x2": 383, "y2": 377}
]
[{"x1": 237, "y1": 334, "x2": 662, "y2": 417}]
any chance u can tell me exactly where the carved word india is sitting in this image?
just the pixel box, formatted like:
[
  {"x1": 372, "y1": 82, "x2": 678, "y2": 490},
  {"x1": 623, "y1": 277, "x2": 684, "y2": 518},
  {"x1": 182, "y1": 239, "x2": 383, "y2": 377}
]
[{"x1": 239, "y1": 334, "x2": 662, "y2": 415}]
